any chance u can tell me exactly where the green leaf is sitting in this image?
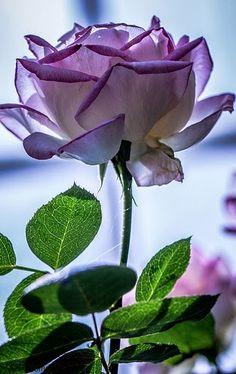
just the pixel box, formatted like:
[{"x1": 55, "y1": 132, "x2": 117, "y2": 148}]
[
  {"x1": 0, "y1": 233, "x2": 16, "y2": 275},
  {"x1": 4, "y1": 273, "x2": 71, "y2": 338},
  {"x1": 130, "y1": 314, "x2": 215, "y2": 354},
  {"x1": 26, "y1": 184, "x2": 102, "y2": 269},
  {"x1": 109, "y1": 343, "x2": 179, "y2": 364},
  {"x1": 59, "y1": 265, "x2": 137, "y2": 315},
  {"x1": 0, "y1": 322, "x2": 93, "y2": 373},
  {"x1": 101, "y1": 295, "x2": 218, "y2": 340},
  {"x1": 23, "y1": 265, "x2": 137, "y2": 316},
  {"x1": 99, "y1": 162, "x2": 108, "y2": 188},
  {"x1": 136, "y1": 238, "x2": 191, "y2": 301},
  {"x1": 42, "y1": 348, "x2": 102, "y2": 373}
]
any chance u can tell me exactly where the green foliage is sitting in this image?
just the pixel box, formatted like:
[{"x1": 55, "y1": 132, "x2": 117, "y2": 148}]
[
  {"x1": 4, "y1": 273, "x2": 71, "y2": 338},
  {"x1": 26, "y1": 184, "x2": 102, "y2": 269},
  {"x1": 22, "y1": 265, "x2": 137, "y2": 316},
  {"x1": 0, "y1": 176, "x2": 218, "y2": 373},
  {"x1": 0, "y1": 233, "x2": 16, "y2": 275},
  {"x1": 109, "y1": 343, "x2": 179, "y2": 364},
  {"x1": 136, "y1": 238, "x2": 191, "y2": 301},
  {"x1": 0, "y1": 322, "x2": 93, "y2": 373},
  {"x1": 42, "y1": 348, "x2": 102, "y2": 373},
  {"x1": 99, "y1": 162, "x2": 108, "y2": 187},
  {"x1": 130, "y1": 314, "x2": 215, "y2": 354},
  {"x1": 101, "y1": 295, "x2": 218, "y2": 340},
  {"x1": 22, "y1": 275, "x2": 68, "y2": 314}
]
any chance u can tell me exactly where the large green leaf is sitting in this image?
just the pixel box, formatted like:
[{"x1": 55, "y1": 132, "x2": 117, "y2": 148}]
[
  {"x1": 26, "y1": 184, "x2": 102, "y2": 269},
  {"x1": 136, "y1": 238, "x2": 191, "y2": 301},
  {"x1": 101, "y1": 295, "x2": 218, "y2": 340},
  {"x1": 4, "y1": 273, "x2": 71, "y2": 338},
  {"x1": 130, "y1": 314, "x2": 215, "y2": 354},
  {"x1": 0, "y1": 233, "x2": 16, "y2": 276},
  {"x1": 109, "y1": 343, "x2": 179, "y2": 364},
  {"x1": 22, "y1": 265, "x2": 137, "y2": 316},
  {"x1": 42, "y1": 348, "x2": 102, "y2": 373},
  {"x1": 0, "y1": 322, "x2": 93, "y2": 373}
]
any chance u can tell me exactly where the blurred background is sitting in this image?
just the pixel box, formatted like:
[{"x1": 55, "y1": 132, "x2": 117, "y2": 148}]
[{"x1": 0, "y1": 0, "x2": 235, "y2": 373}]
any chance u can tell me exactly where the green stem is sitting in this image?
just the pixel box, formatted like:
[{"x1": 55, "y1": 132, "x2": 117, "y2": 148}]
[
  {"x1": 109, "y1": 161, "x2": 133, "y2": 374},
  {"x1": 119, "y1": 163, "x2": 133, "y2": 266},
  {"x1": 92, "y1": 314, "x2": 110, "y2": 374},
  {"x1": 14, "y1": 265, "x2": 47, "y2": 274}
]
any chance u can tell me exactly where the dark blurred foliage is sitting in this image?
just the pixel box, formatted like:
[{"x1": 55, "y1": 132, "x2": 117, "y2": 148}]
[{"x1": 73, "y1": 0, "x2": 101, "y2": 24}]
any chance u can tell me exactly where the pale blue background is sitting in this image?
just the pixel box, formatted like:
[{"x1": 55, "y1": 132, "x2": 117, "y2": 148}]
[{"x1": 0, "y1": 1, "x2": 235, "y2": 372}]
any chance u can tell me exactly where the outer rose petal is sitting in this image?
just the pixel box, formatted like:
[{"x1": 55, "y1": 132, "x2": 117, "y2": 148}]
[
  {"x1": 166, "y1": 37, "x2": 213, "y2": 97},
  {"x1": 25, "y1": 35, "x2": 56, "y2": 59},
  {"x1": 42, "y1": 44, "x2": 134, "y2": 78},
  {"x1": 149, "y1": 71, "x2": 195, "y2": 138},
  {"x1": 127, "y1": 148, "x2": 183, "y2": 187},
  {"x1": 58, "y1": 114, "x2": 125, "y2": 164},
  {"x1": 23, "y1": 133, "x2": 65, "y2": 160},
  {"x1": 18, "y1": 59, "x2": 97, "y2": 138},
  {"x1": 149, "y1": 15, "x2": 161, "y2": 29},
  {"x1": 57, "y1": 23, "x2": 83, "y2": 46},
  {"x1": 162, "y1": 93, "x2": 235, "y2": 151},
  {"x1": 0, "y1": 104, "x2": 60, "y2": 140},
  {"x1": 23, "y1": 114, "x2": 125, "y2": 164},
  {"x1": 177, "y1": 35, "x2": 190, "y2": 47},
  {"x1": 76, "y1": 61, "x2": 192, "y2": 142}
]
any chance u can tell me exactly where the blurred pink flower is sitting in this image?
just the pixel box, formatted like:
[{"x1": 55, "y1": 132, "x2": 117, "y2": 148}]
[
  {"x1": 138, "y1": 248, "x2": 236, "y2": 373},
  {"x1": 224, "y1": 172, "x2": 236, "y2": 234},
  {"x1": 0, "y1": 16, "x2": 234, "y2": 186},
  {"x1": 169, "y1": 248, "x2": 236, "y2": 343}
]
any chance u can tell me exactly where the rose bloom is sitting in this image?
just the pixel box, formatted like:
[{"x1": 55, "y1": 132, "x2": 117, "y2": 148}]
[
  {"x1": 0, "y1": 16, "x2": 234, "y2": 186},
  {"x1": 138, "y1": 248, "x2": 236, "y2": 373}
]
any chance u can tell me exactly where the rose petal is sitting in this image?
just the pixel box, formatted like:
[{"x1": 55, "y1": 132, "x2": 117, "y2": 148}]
[
  {"x1": 15, "y1": 60, "x2": 39, "y2": 106},
  {"x1": 177, "y1": 35, "x2": 190, "y2": 47},
  {"x1": 24, "y1": 114, "x2": 124, "y2": 163},
  {"x1": 92, "y1": 23, "x2": 145, "y2": 42},
  {"x1": 166, "y1": 37, "x2": 213, "y2": 97},
  {"x1": 121, "y1": 30, "x2": 162, "y2": 61},
  {"x1": 149, "y1": 15, "x2": 161, "y2": 30},
  {"x1": 86, "y1": 45, "x2": 135, "y2": 62},
  {"x1": 76, "y1": 60, "x2": 192, "y2": 142},
  {"x1": 0, "y1": 103, "x2": 60, "y2": 140},
  {"x1": 47, "y1": 45, "x2": 135, "y2": 77},
  {"x1": 81, "y1": 27, "x2": 130, "y2": 48},
  {"x1": 39, "y1": 45, "x2": 82, "y2": 64},
  {"x1": 127, "y1": 147, "x2": 183, "y2": 186},
  {"x1": 190, "y1": 93, "x2": 235, "y2": 123},
  {"x1": 161, "y1": 93, "x2": 235, "y2": 151},
  {"x1": 25, "y1": 35, "x2": 56, "y2": 59},
  {"x1": 23, "y1": 132, "x2": 65, "y2": 160},
  {"x1": 58, "y1": 114, "x2": 125, "y2": 164},
  {"x1": 17, "y1": 59, "x2": 97, "y2": 138},
  {"x1": 57, "y1": 23, "x2": 83, "y2": 45},
  {"x1": 149, "y1": 70, "x2": 195, "y2": 138},
  {"x1": 18, "y1": 59, "x2": 98, "y2": 82},
  {"x1": 15, "y1": 57, "x2": 98, "y2": 125}
]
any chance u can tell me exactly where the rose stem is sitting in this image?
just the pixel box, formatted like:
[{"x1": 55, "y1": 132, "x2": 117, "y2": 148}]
[
  {"x1": 109, "y1": 160, "x2": 133, "y2": 374},
  {"x1": 92, "y1": 313, "x2": 110, "y2": 373},
  {"x1": 14, "y1": 265, "x2": 48, "y2": 274}
]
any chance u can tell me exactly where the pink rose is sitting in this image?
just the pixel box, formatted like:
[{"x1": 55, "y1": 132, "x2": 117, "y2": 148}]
[
  {"x1": 0, "y1": 16, "x2": 234, "y2": 186},
  {"x1": 169, "y1": 248, "x2": 236, "y2": 345},
  {"x1": 138, "y1": 248, "x2": 236, "y2": 373}
]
